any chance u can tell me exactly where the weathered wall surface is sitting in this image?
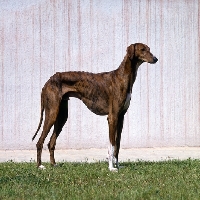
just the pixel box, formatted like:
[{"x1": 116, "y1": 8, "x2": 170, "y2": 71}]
[{"x1": 0, "y1": 0, "x2": 200, "y2": 150}]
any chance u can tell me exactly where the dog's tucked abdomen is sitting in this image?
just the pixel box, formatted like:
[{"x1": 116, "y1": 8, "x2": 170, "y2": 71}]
[{"x1": 60, "y1": 71, "x2": 111, "y2": 115}]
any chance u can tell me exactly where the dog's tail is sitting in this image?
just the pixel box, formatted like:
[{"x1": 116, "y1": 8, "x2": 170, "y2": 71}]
[{"x1": 32, "y1": 93, "x2": 44, "y2": 141}]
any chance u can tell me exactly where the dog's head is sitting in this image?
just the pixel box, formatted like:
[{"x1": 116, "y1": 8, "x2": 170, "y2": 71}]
[{"x1": 127, "y1": 43, "x2": 158, "y2": 64}]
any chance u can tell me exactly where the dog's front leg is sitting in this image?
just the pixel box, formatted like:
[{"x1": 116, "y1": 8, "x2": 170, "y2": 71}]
[
  {"x1": 114, "y1": 112, "x2": 125, "y2": 169},
  {"x1": 107, "y1": 114, "x2": 118, "y2": 172}
]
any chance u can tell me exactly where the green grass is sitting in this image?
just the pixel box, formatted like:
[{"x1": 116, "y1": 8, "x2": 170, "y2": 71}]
[{"x1": 0, "y1": 160, "x2": 200, "y2": 199}]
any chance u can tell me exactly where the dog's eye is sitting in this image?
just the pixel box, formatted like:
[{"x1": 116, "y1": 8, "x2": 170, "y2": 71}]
[{"x1": 141, "y1": 48, "x2": 145, "y2": 51}]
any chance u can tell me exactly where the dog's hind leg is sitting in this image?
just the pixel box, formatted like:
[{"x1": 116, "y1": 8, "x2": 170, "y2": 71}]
[
  {"x1": 48, "y1": 99, "x2": 68, "y2": 166},
  {"x1": 36, "y1": 97, "x2": 61, "y2": 168}
]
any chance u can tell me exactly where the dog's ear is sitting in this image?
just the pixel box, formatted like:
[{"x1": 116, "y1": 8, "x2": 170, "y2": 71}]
[{"x1": 126, "y1": 44, "x2": 135, "y2": 59}]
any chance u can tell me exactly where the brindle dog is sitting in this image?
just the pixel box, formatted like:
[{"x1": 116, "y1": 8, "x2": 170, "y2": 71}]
[{"x1": 32, "y1": 43, "x2": 158, "y2": 171}]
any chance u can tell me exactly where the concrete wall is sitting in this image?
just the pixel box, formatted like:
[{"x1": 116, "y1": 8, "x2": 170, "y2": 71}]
[{"x1": 0, "y1": 0, "x2": 200, "y2": 150}]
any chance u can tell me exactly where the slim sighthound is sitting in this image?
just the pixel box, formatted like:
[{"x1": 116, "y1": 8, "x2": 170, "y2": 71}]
[{"x1": 32, "y1": 43, "x2": 158, "y2": 171}]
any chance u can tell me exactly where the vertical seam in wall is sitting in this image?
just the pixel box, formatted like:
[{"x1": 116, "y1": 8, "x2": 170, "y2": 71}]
[
  {"x1": 183, "y1": 0, "x2": 187, "y2": 145},
  {"x1": 15, "y1": 11, "x2": 18, "y2": 138},
  {"x1": 53, "y1": 0, "x2": 56, "y2": 72},
  {"x1": 63, "y1": 0, "x2": 67, "y2": 71},
  {"x1": 31, "y1": 6, "x2": 35, "y2": 132},
  {"x1": 89, "y1": 0, "x2": 93, "y2": 72},
  {"x1": 146, "y1": 0, "x2": 150, "y2": 144},
  {"x1": 77, "y1": 0, "x2": 82, "y2": 141},
  {"x1": 121, "y1": 0, "x2": 125, "y2": 56},
  {"x1": 39, "y1": 3, "x2": 42, "y2": 89},
  {"x1": 160, "y1": 0, "x2": 164, "y2": 141},
  {"x1": 1, "y1": 15, "x2": 4, "y2": 141},
  {"x1": 89, "y1": 0, "x2": 93, "y2": 143},
  {"x1": 139, "y1": 0, "x2": 142, "y2": 145},
  {"x1": 67, "y1": 1, "x2": 71, "y2": 71},
  {"x1": 67, "y1": 0, "x2": 71, "y2": 146},
  {"x1": 198, "y1": 0, "x2": 200, "y2": 143}
]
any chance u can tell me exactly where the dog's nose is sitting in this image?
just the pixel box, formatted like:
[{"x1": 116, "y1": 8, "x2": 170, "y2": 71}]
[{"x1": 153, "y1": 56, "x2": 158, "y2": 63}]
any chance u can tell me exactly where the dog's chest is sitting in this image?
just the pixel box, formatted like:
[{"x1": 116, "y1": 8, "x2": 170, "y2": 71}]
[{"x1": 123, "y1": 93, "x2": 131, "y2": 111}]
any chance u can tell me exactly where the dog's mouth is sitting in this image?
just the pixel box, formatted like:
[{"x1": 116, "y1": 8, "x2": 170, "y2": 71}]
[{"x1": 139, "y1": 56, "x2": 158, "y2": 64}]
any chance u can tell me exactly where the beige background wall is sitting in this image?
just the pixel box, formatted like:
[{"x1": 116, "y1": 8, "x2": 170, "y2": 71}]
[{"x1": 0, "y1": 0, "x2": 200, "y2": 150}]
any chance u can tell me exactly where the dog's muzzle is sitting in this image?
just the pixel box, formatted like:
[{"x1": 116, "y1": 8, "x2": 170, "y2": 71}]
[{"x1": 153, "y1": 56, "x2": 158, "y2": 63}]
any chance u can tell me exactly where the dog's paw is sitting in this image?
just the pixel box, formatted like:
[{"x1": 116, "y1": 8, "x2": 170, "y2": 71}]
[
  {"x1": 38, "y1": 165, "x2": 46, "y2": 170},
  {"x1": 109, "y1": 167, "x2": 118, "y2": 172}
]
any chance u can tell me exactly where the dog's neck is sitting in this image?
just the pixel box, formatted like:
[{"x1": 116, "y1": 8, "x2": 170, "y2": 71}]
[{"x1": 117, "y1": 54, "x2": 143, "y2": 93}]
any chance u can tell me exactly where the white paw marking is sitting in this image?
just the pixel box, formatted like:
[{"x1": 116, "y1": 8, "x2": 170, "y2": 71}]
[
  {"x1": 109, "y1": 167, "x2": 118, "y2": 172},
  {"x1": 38, "y1": 165, "x2": 46, "y2": 170},
  {"x1": 108, "y1": 143, "x2": 120, "y2": 172}
]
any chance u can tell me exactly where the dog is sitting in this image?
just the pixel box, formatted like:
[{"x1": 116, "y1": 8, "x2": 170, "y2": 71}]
[{"x1": 32, "y1": 43, "x2": 158, "y2": 171}]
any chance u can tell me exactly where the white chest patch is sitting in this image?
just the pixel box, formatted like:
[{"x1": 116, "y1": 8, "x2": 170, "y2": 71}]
[{"x1": 123, "y1": 93, "x2": 131, "y2": 111}]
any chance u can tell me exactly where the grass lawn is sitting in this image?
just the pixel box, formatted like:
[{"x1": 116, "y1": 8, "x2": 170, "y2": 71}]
[{"x1": 0, "y1": 159, "x2": 200, "y2": 199}]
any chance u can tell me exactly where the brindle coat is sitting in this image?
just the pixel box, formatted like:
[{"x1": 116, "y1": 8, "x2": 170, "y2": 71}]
[{"x1": 32, "y1": 43, "x2": 158, "y2": 171}]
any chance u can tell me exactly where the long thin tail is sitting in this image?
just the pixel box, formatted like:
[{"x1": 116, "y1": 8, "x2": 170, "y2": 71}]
[{"x1": 32, "y1": 94, "x2": 44, "y2": 141}]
